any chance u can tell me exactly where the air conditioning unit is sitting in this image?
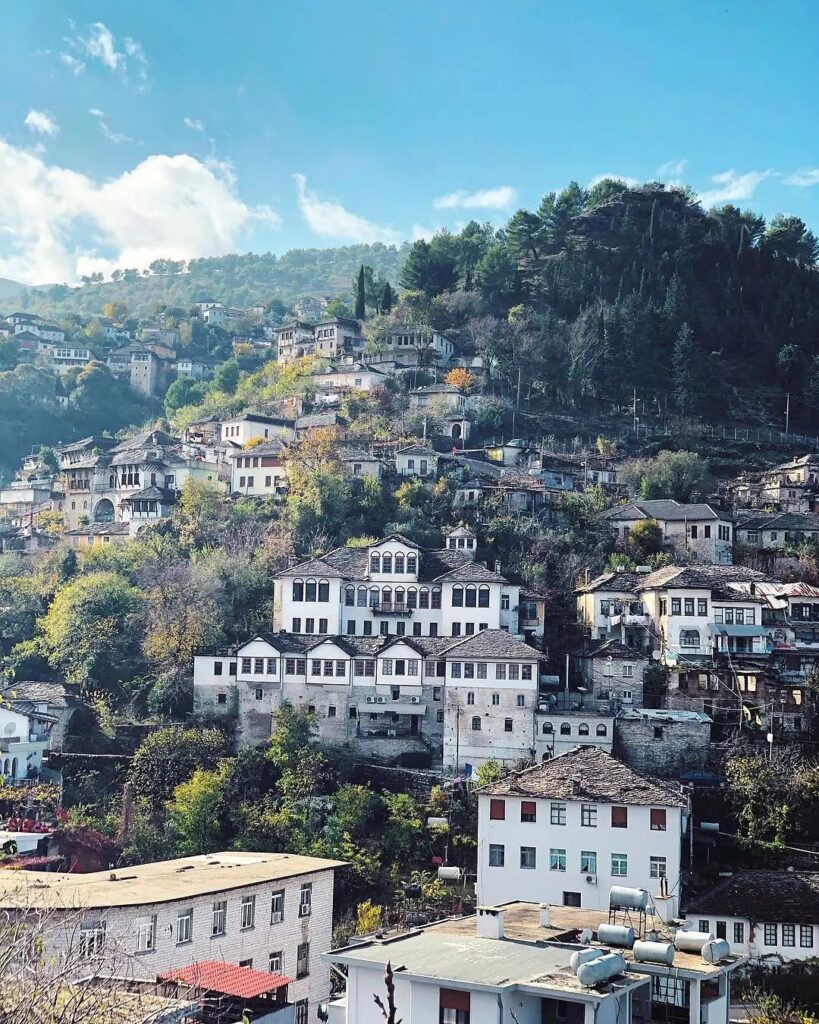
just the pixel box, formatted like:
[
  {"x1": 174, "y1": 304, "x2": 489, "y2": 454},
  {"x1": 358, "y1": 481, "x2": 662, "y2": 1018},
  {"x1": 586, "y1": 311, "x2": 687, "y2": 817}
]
[
  {"x1": 365, "y1": 696, "x2": 376, "y2": 704},
  {"x1": 271, "y1": 911, "x2": 283, "y2": 924},
  {"x1": 376, "y1": 696, "x2": 387, "y2": 704},
  {"x1": 409, "y1": 695, "x2": 421, "y2": 704},
  {"x1": 585, "y1": 875, "x2": 597, "y2": 884},
  {"x1": 387, "y1": 729, "x2": 397, "y2": 737},
  {"x1": 299, "y1": 905, "x2": 311, "y2": 918}
]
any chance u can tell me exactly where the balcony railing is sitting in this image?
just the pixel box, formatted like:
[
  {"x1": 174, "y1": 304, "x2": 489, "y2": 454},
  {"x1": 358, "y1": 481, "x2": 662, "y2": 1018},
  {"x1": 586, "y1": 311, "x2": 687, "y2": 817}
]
[{"x1": 371, "y1": 602, "x2": 414, "y2": 616}]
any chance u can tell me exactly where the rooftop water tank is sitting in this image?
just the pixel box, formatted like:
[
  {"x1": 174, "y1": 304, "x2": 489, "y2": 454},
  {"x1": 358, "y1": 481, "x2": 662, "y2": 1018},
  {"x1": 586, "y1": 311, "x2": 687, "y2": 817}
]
[
  {"x1": 576, "y1": 952, "x2": 627, "y2": 987},
  {"x1": 570, "y1": 948, "x2": 605, "y2": 972},
  {"x1": 597, "y1": 924, "x2": 635, "y2": 947},
  {"x1": 633, "y1": 941, "x2": 675, "y2": 966},
  {"x1": 609, "y1": 886, "x2": 650, "y2": 911},
  {"x1": 674, "y1": 930, "x2": 715, "y2": 953},
  {"x1": 701, "y1": 938, "x2": 731, "y2": 963}
]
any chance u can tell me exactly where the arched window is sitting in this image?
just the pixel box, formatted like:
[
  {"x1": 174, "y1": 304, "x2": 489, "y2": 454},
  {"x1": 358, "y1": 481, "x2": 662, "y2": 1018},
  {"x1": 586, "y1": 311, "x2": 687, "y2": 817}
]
[
  {"x1": 471, "y1": 716, "x2": 481, "y2": 731},
  {"x1": 479, "y1": 586, "x2": 490, "y2": 608},
  {"x1": 109, "y1": 474, "x2": 115, "y2": 488},
  {"x1": 305, "y1": 580, "x2": 317, "y2": 602},
  {"x1": 318, "y1": 580, "x2": 330, "y2": 602},
  {"x1": 419, "y1": 588, "x2": 430, "y2": 609},
  {"x1": 382, "y1": 553, "x2": 393, "y2": 573},
  {"x1": 370, "y1": 552, "x2": 380, "y2": 574},
  {"x1": 596, "y1": 724, "x2": 608, "y2": 737},
  {"x1": 560, "y1": 723, "x2": 571, "y2": 735},
  {"x1": 680, "y1": 629, "x2": 700, "y2": 648},
  {"x1": 395, "y1": 554, "x2": 405, "y2": 573},
  {"x1": 578, "y1": 723, "x2": 590, "y2": 736},
  {"x1": 542, "y1": 722, "x2": 553, "y2": 734},
  {"x1": 369, "y1": 588, "x2": 379, "y2": 608},
  {"x1": 382, "y1": 588, "x2": 392, "y2": 610},
  {"x1": 292, "y1": 580, "x2": 304, "y2": 602},
  {"x1": 394, "y1": 588, "x2": 405, "y2": 608},
  {"x1": 407, "y1": 588, "x2": 418, "y2": 609},
  {"x1": 432, "y1": 588, "x2": 442, "y2": 609},
  {"x1": 465, "y1": 586, "x2": 477, "y2": 608},
  {"x1": 452, "y1": 586, "x2": 464, "y2": 608},
  {"x1": 10, "y1": 758, "x2": 17, "y2": 778},
  {"x1": 357, "y1": 586, "x2": 367, "y2": 607},
  {"x1": 407, "y1": 553, "x2": 417, "y2": 573},
  {"x1": 345, "y1": 585, "x2": 355, "y2": 607}
]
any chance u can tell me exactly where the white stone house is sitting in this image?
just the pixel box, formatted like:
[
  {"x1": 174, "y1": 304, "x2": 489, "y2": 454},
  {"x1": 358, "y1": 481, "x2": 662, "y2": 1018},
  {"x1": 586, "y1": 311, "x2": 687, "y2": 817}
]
[
  {"x1": 220, "y1": 413, "x2": 295, "y2": 446},
  {"x1": 606, "y1": 501, "x2": 734, "y2": 565},
  {"x1": 395, "y1": 445, "x2": 441, "y2": 478},
  {"x1": 534, "y1": 710, "x2": 615, "y2": 761},
  {"x1": 408, "y1": 383, "x2": 466, "y2": 413},
  {"x1": 684, "y1": 870, "x2": 819, "y2": 964},
  {"x1": 230, "y1": 439, "x2": 289, "y2": 496},
  {"x1": 0, "y1": 851, "x2": 343, "y2": 1024},
  {"x1": 477, "y1": 747, "x2": 688, "y2": 917},
  {"x1": 0, "y1": 704, "x2": 52, "y2": 781}
]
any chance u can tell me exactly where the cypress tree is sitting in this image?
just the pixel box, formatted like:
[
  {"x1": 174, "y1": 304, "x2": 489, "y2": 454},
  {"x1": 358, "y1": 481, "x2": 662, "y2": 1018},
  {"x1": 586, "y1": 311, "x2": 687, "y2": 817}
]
[
  {"x1": 355, "y1": 265, "x2": 366, "y2": 319},
  {"x1": 380, "y1": 282, "x2": 393, "y2": 314}
]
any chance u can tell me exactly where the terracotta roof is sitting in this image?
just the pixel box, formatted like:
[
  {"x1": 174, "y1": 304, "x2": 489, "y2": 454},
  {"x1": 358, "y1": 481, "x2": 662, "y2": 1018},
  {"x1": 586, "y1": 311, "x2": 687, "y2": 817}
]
[
  {"x1": 685, "y1": 871, "x2": 819, "y2": 923},
  {"x1": 480, "y1": 746, "x2": 687, "y2": 806},
  {"x1": 157, "y1": 960, "x2": 292, "y2": 998}
]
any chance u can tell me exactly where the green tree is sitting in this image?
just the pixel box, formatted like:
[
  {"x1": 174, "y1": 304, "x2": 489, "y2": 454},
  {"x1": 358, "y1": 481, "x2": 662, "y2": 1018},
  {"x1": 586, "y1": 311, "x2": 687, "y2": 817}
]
[
  {"x1": 129, "y1": 726, "x2": 229, "y2": 814},
  {"x1": 164, "y1": 376, "x2": 208, "y2": 417},
  {"x1": 672, "y1": 322, "x2": 696, "y2": 411},
  {"x1": 380, "y1": 281, "x2": 393, "y2": 314},
  {"x1": 213, "y1": 358, "x2": 241, "y2": 395},
  {"x1": 167, "y1": 765, "x2": 229, "y2": 856},
  {"x1": 355, "y1": 264, "x2": 366, "y2": 319},
  {"x1": 628, "y1": 519, "x2": 664, "y2": 560}
]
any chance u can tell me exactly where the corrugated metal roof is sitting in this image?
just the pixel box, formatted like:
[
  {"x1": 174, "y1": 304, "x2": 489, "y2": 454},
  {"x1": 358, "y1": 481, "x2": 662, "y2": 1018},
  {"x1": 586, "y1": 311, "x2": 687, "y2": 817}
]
[{"x1": 158, "y1": 960, "x2": 292, "y2": 997}]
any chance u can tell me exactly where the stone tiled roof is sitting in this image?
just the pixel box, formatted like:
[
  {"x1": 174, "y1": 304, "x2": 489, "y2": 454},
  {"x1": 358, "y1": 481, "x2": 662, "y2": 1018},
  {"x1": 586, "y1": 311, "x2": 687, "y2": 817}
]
[
  {"x1": 577, "y1": 639, "x2": 649, "y2": 661},
  {"x1": 480, "y1": 746, "x2": 687, "y2": 806},
  {"x1": 434, "y1": 561, "x2": 509, "y2": 584},
  {"x1": 295, "y1": 413, "x2": 347, "y2": 429},
  {"x1": 411, "y1": 383, "x2": 463, "y2": 395},
  {"x1": 120, "y1": 486, "x2": 175, "y2": 502},
  {"x1": 635, "y1": 565, "x2": 769, "y2": 592},
  {"x1": 397, "y1": 445, "x2": 440, "y2": 457},
  {"x1": 445, "y1": 630, "x2": 541, "y2": 661},
  {"x1": 276, "y1": 539, "x2": 471, "y2": 581},
  {"x1": 736, "y1": 512, "x2": 819, "y2": 532},
  {"x1": 0, "y1": 681, "x2": 73, "y2": 708},
  {"x1": 228, "y1": 439, "x2": 288, "y2": 458},
  {"x1": 575, "y1": 571, "x2": 644, "y2": 595},
  {"x1": 605, "y1": 500, "x2": 731, "y2": 523},
  {"x1": 684, "y1": 871, "x2": 819, "y2": 923}
]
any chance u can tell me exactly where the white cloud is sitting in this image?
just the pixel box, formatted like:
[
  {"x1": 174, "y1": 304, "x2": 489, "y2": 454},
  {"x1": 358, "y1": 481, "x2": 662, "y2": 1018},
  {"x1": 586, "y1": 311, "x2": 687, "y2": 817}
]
[
  {"x1": 656, "y1": 159, "x2": 687, "y2": 178},
  {"x1": 89, "y1": 108, "x2": 132, "y2": 145},
  {"x1": 588, "y1": 173, "x2": 640, "y2": 188},
  {"x1": 433, "y1": 185, "x2": 518, "y2": 210},
  {"x1": 698, "y1": 169, "x2": 775, "y2": 205},
  {"x1": 784, "y1": 168, "x2": 819, "y2": 187},
  {"x1": 183, "y1": 117, "x2": 205, "y2": 132},
  {"x1": 62, "y1": 22, "x2": 147, "y2": 85},
  {"x1": 24, "y1": 110, "x2": 59, "y2": 137},
  {"x1": 0, "y1": 141, "x2": 279, "y2": 284},
  {"x1": 293, "y1": 173, "x2": 400, "y2": 244},
  {"x1": 59, "y1": 52, "x2": 85, "y2": 75},
  {"x1": 411, "y1": 224, "x2": 439, "y2": 241}
]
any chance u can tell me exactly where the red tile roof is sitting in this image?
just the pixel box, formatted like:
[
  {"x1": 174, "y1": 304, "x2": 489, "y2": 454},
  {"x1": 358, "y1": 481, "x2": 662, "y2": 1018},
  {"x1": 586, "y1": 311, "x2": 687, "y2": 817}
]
[{"x1": 157, "y1": 960, "x2": 292, "y2": 999}]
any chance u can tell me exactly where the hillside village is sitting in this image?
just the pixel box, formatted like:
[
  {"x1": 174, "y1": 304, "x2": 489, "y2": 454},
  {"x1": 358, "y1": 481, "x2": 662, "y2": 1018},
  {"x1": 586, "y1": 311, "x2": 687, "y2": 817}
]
[{"x1": 5, "y1": 202, "x2": 819, "y2": 1022}]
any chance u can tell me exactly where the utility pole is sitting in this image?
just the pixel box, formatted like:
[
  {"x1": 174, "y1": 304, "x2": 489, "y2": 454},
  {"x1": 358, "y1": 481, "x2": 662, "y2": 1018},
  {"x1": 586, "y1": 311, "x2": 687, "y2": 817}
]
[
  {"x1": 785, "y1": 393, "x2": 790, "y2": 435},
  {"x1": 632, "y1": 388, "x2": 637, "y2": 435}
]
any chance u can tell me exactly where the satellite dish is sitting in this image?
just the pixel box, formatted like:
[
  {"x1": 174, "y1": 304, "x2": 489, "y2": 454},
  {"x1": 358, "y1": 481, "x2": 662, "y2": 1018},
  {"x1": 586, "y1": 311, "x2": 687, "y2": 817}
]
[
  {"x1": 3, "y1": 722, "x2": 16, "y2": 736},
  {"x1": 651, "y1": 650, "x2": 662, "y2": 661}
]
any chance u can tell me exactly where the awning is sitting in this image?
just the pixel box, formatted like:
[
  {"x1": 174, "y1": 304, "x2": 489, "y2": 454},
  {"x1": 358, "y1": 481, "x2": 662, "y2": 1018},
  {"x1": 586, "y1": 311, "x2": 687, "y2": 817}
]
[
  {"x1": 708, "y1": 624, "x2": 770, "y2": 637},
  {"x1": 358, "y1": 703, "x2": 426, "y2": 715}
]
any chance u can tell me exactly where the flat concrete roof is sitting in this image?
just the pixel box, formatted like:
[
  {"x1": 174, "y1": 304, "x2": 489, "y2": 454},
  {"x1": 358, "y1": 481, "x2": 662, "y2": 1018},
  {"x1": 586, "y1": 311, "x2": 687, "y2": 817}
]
[{"x1": 0, "y1": 852, "x2": 345, "y2": 910}]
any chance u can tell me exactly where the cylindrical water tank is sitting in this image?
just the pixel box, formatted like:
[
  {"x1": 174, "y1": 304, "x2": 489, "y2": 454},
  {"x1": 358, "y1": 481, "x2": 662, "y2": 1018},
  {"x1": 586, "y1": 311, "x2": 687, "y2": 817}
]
[
  {"x1": 570, "y1": 948, "x2": 605, "y2": 972},
  {"x1": 674, "y1": 930, "x2": 714, "y2": 953},
  {"x1": 701, "y1": 938, "x2": 731, "y2": 963},
  {"x1": 609, "y1": 886, "x2": 650, "y2": 910},
  {"x1": 576, "y1": 952, "x2": 627, "y2": 987},
  {"x1": 427, "y1": 817, "x2": 449, "y2": 828},
  {"x1": 597, "y1": 924, "x2": 635, "y2": 947},
  {"x1": 437, "y1": 866, "x2": 461, "y2": 881},
  {"x1": 633, "y1": 941, "x2": 675, "y2": 966}
]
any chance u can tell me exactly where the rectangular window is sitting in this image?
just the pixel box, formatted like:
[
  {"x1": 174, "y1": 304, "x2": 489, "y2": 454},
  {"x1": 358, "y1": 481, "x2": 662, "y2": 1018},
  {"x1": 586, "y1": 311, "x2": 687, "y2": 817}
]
[
  {"x1": 79, "y1": 922, "x2": 106, "y2": 958},
  {"x1": 782, "y1": 924, "x2": 796, "y2": 947},
  {"x1": 300, "y1": 883, "x2": 312, "y2": 917},
  {"x1": 611, "y1": 853, "x2": 628, "y2": 877},
  {"x1": 734, "y1": 922, "x2": 745, "y2": 944},
  {"x1": 508, "y1": 664, "x2": 519, "y2": 680},
  {"x1": 801, "y1": 925, "x2": 814, "y2": 948},
  {"x1": 550, "y1": 803, "x2": 566, "y2": 825},
  {"x1": 649, "y1": 856, "x2": 667, "y2": 878},
  {"x1": 611, "y1": 805, "x2": 628, "y2": 828},
  {"x1": 305, "y1": 618, "x2": 315, "y2": 633},
  {"x1": 270, "y1": 950, "x2": 284, "y2": 974},
  {"x1": 241, "y1": 657, "x2": 251, "y2": 673},
  {"x1": 650, "y1": 808, "x2": 667, "y2": 831},
  {"x1": 489, "y1": 843, "x2": 505, "y2": 867},
  {"x1": 520, "y1": 846, "x2": 537, "y2": 869},
  {"x1": 296, "y1": 659, "x2": 306, "y2": 674},
  {"x1": 549, "y1": 848, "x2": 566, "y2": 871},
  {"x1": 521, "y1": 664, "x2": 532, "y2": 680},
  {"x1": 495, "y1": 663, "x2": 507, "y2": 679},
  {"x1": 292, "y1": 618, "x2": 301, "y2": 633},
  {"x1": 176, "y1": 908, "x2": 193, "y2": 945},
  {"x1": 240, "y1": 895, "x2": 256, "y2": 930},
  {"x1": 685, "y1": 598, "x2": 695, "y2": 616},
  {"x1": 580, "y1": 851, "x2": 597, "y2": 874},
  {"x1": 266, "y1": 658, "x2": 276, "y2": 674},
  {"x1": 699, "y1": 920, "x2": 710, "y2": 933},
  {"x1": 214, "y1": 661, "x2": 223, "y2": 676},
  {"x1": 698, "y1": 598, "x2": 708, "y2": 615},
  {"x1": 271, "y1": 889, "x2": 284, "y2": 924},
  {"x1": 581, "y1": 804, "x2": 597, "y2": 827},
  {"x1": 211, "y1": 901, "x2": 227, "y2": 937},
  {"x1": 136, "y1": 915, "x2": 156, "y2": 952},
  {"x1": 521, "y1": 801, "x2": 537, "y2": 822},
  {"x1": 450, "y1": 663, "x2": 461, "y2": 678},
  {"x1": 763, "y1": 924, "x2": 777, "y2": 946},
  {"x1": 254, "y1": 657, "x2": 264, "y2": 673},
  {"x1": 671, "y1": 598, "x2": 681, "y2": 615},
  {"x1": 489, "y1": 798, "x2": 505, "y2": 820},
  {"x1": 297, "y1": 942, "x2": 310, "y2": 978}
]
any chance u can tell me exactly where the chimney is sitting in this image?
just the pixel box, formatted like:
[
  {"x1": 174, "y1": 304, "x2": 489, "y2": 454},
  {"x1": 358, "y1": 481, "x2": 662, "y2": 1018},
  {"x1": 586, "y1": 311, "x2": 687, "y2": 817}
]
[
  {"x1": 494, "y1": 561, "x2": 502, "y2": 573},
  {"x1": 539, "y1": 903, "x2": 551, "y2": 928},
  {"x1": 572, "y1": 778, "x2": 582, "y2": 796},
  {"x1": 119, "y1": 781, "x2": 134, "y2": 840},
  {"x1": 476, "y1": 906, "x2": 505, "y2": 940}
]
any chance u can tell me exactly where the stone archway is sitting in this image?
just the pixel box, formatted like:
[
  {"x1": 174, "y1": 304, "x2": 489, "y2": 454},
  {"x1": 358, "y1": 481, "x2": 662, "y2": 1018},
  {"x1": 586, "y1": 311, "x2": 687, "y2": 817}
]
[{"x1": 93, "y1": 498, "x2": 115, "y2": 523}]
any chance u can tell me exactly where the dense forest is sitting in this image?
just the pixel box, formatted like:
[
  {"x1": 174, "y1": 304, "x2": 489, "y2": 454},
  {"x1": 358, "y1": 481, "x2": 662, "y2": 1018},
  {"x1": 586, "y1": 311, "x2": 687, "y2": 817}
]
[{"x1": 13, "y1": 243, "x2": 409, "y2": 319}]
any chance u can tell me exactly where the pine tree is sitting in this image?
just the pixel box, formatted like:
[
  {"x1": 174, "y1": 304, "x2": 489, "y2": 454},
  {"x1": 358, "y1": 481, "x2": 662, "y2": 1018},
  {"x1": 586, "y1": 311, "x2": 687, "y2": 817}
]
[
  {"x1": 672, "y1": 321, "x2": 696, "y2": 412},
  {"x1": 355, "y1": 264, "x2": 366, "y2": 319}
]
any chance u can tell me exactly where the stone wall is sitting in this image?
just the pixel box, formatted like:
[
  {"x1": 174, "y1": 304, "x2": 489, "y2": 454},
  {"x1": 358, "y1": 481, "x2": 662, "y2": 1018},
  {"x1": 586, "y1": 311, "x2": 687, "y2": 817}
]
[{"x1": 613, "y1": 717, "x2": 710, "y2": 778}]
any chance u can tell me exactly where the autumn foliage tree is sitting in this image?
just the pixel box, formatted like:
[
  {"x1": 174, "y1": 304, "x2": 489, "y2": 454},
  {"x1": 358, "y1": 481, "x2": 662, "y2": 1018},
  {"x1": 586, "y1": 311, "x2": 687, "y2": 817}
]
[{"x1": 444, "y1": 367, "x2": 475, "y2": 392}]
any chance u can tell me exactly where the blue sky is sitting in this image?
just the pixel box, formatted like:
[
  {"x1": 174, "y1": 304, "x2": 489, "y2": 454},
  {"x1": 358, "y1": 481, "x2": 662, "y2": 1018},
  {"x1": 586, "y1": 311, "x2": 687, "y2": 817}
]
[{"x1": 0, "y1": 0, "x2": 817, "y2": 283}]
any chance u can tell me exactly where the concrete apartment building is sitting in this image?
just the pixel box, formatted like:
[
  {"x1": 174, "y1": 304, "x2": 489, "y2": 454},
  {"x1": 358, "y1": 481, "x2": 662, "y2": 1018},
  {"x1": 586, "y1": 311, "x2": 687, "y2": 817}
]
[
  {"x1": 476, "y1": 747, "x2": 688, "y2": 918},
  {"x1": 0, "y1": 852, "x2": 344, "y2": 1024},
  {"x1": 605, "y1": 501, "x2": 733, "y2": 565}
]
